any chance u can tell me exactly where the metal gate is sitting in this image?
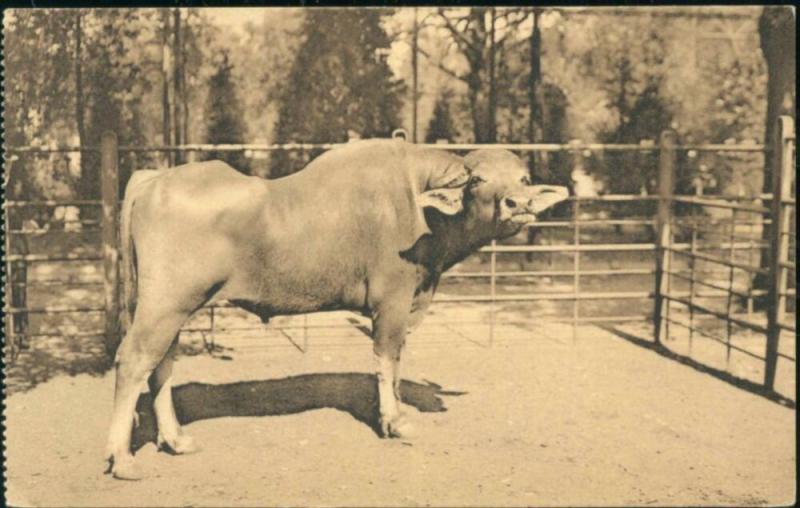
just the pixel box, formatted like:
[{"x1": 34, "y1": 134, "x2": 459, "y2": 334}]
[{"x1": 653, "y1": 116, "x2": 796, "y2": 392}]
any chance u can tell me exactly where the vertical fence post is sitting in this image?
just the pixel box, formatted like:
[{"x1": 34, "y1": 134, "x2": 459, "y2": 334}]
[
  {"x1": 489, "y1": 239, "x2": 496, "y2": 347},
  {"x1": 4, "y1": 202, "x2": 16, "y2": 359},
  {"x1": 653, "y1": 130, "x2": 677, "y2": 344},
  {"x1": 208, "y1": 305, "x2": 216, "y2": 353},
  {"x1": 572, "y1": 197, "x2": 580, "y2": 342},
  {"x1": 101, "y1": 131, "x2": 121, "y2": 359},
  {"x1": 765, "y1": 115, "x2": 794, "y2": 390},
  {"x1": 303, "y1": 313, "x2": 309, "y2": 353}
]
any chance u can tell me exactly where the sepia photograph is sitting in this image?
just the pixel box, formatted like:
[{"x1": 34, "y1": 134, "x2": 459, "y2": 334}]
[{"x1": 2, "y1": 4, "x2": 796, "y2": 507}]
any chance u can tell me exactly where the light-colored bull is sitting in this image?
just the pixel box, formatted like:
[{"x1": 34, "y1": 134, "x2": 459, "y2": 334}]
[{"x1": 105, "y1": 139, "x2": 568, "y2": 480}]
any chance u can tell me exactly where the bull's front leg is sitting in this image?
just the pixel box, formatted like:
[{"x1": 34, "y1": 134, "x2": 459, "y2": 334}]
[{"x1": 371, "y1": 295, "x2": 415, "y2": 439}]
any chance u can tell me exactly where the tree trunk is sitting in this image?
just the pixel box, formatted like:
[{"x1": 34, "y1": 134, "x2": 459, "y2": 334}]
[
  {"x1": 527, "y1": 7, "x2": 542, "y2": 176},
  {"x1": 173, "y1": 8, "x2": 183, "y2": 162},
  {"x1": 162, "y1": 9, "x2": 173, "y2": 166},
  {"x1": 74, "y1": 9, "x2": 93, "y2": 226},
  {"x1": 468, "y1": 86, "x2": 481, "y2": 142},
  {"x1": 181, "y1": 10, "x2": 190, "y2": 146},
  {"x1": 525, "y1": 8, "x2": 543, "y2": 261},
  {"x1": 755, "y1": 6, "x2": 796, "y2": 296},
  {"x1": 487, "y1": 7, "x2": 497, "y2": 143},
  {"x1": 75, "y1": 9, "x2": 86, "y2": 199},
  {"x1": 411, "y1": 7, "x2": 419, "y2": 143},
  {"x1": 760, "y1": 6, "x2": 796, "y2": 193},
  {"x1": 75, "y1": 11, "x2": 85, "y2": 148}
]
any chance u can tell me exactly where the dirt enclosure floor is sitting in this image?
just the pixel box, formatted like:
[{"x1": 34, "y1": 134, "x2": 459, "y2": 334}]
[{"x1": 5, "y1": 306, "x2": 796, "y2": 507}]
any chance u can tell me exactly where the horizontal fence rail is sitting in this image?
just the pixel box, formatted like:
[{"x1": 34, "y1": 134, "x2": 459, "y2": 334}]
[
  {"x1": 3, "y1": 200, "x2": 103, "y2": 208},
  {"x1": 5, "y1": 142, "x2": 768, "y2": 154}
]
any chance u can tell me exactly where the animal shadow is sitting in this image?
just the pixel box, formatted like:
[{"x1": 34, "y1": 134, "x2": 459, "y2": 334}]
[{"x1": 131, "y1": 373, "x2": 466, "y2": 451}]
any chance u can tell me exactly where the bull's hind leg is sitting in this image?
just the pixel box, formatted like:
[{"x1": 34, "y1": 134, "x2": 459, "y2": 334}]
[
  {"x1": 149, "y1": 337, "x2": 198, "y2": 455},
  {"x1": 105, "y1": 306, "x2": 191, "y2": 480}
]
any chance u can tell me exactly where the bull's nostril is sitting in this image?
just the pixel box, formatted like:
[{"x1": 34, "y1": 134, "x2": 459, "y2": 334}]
[{"x1": 504, "y1": 198, "x2": 517, "y2": 209}]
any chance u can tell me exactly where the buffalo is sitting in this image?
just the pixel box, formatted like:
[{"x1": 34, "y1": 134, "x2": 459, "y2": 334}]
[{"x1": 105, "y1": 139, "x2": 568, "y2": 479}]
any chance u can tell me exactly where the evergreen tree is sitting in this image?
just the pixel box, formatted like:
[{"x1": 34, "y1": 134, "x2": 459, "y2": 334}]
[
  {"x1": 271, "y1": 9, "x2": 405, "y2": 177},
  {"x1": 578, "y1": 24, "x2": 675, "y2": 230},
  {"x1": 532, "y1": 82, "x2": 570, "y2": 186},
  {"x1": 585, "y1": 25, "x2": 674, "y2": 195},
  {"x1": 424, "y1": 88, "x2": 459, "y2": 143},
  {"x1": 204, "y1": 52, "x2": 250, "y2": 174}
]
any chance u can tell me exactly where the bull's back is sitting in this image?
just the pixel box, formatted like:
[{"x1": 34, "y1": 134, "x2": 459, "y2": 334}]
[{"x1": 134, "y1": 161, "x2": 266, "y2": 232}]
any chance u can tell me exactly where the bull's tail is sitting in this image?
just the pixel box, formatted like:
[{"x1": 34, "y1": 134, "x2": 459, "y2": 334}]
[{"x1": 120, "y1": 170, "x2": 160, "y2": 334}]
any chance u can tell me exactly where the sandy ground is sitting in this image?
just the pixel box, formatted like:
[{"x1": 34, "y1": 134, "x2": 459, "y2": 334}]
[{"x1": 5, "y1": 308, "x2": 796, "y2": 507}]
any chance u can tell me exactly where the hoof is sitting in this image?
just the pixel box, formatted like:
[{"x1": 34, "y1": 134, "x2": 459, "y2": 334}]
[
  {"x1": 381, "y1": 415, "x2": 416, "y2": 439},
  {"x1": 158, "y1": 434, "x2": 199, "y2": 455},
  {"x1": 110, "y1": 455, "x2": 143, "y2": 481}
]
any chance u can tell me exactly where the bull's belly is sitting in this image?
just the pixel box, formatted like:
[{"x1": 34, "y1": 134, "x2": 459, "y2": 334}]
[
  {"x1": 227, "y1": 299, "x2": 363, "y2": 324},
  {"x1": 218, "y1": 273, "x2": 369, "y2": 321}
]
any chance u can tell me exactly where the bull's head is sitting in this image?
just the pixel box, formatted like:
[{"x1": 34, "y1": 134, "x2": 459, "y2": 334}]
[{"x1": 419, "y1": 149, "x2": 569, "y2": 240}]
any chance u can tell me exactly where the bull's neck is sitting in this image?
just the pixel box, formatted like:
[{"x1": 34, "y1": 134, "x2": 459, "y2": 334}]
[{"x1": 424, "y1": 208, "x2": 498, "y2": 273}]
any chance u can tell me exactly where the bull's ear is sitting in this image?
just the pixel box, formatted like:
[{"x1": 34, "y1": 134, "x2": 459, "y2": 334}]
[
  {"x1": 529, "y1": 185, "x2": 570, "y2": 214},
  {"x1": 418, "y1": 188, "x2": 464, "y2": 215}
]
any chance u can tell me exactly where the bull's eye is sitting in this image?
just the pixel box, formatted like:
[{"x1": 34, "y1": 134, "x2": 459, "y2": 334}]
[
  {"x1": 504, "y1": 197, "x2": 518, "y2": 209},
  {"x1": 469, "y1": 175, "x2": 486, "y2": 187}
]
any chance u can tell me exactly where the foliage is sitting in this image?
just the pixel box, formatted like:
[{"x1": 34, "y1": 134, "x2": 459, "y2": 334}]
[
  {"x1": 706, "y1": 59, "x2": 767, "y2": 144},
  {"x1": 203, "y1": 52, "x2": 250, "y2": 174},
  {"x1": 222, "y1": 11, "x2": 302, "y2": 176},
  {"x1": 79, "y1": 9, "x2": 153, "y2": 198},
  {"x1": 3, "y1": 6, "x2": 774, "y2": 208},
  {"x1": 581, "y1": 21, "x2": 674, "y2": 197},
  {"x1": 4, "y1": 10, "x2": 80, "y2": 204},
  {"x1": 691, "y1": 57, "x2": 768, "y2": 198},
  {"x1": 567, "y1": 19, "x2": 676, "y2": 227},
  {"x1": 3, "y1": 8, "x2": 225, "y2": 200},
  {"x1": 271, "y1": 9, "x2": 405, "y2": 178},
  {"x1": 3, "y1": 11, "x2": 76, "y2": 147},
  {"x1": 424, "y1": 88, "x2": 459, "y2": 143},
  {"x1": 531, "y1": 82, "x2": 570, "y2": 187}
]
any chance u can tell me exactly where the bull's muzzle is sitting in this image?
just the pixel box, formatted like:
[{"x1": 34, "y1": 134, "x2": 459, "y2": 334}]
[{"x1": 507, "y1": 185, "x2": 570, "y2": 224}]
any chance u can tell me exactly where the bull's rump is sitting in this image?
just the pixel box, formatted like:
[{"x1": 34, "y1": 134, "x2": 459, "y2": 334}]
[{"x1": 128, "y1": 162, "x2": 269, "y2": 309}]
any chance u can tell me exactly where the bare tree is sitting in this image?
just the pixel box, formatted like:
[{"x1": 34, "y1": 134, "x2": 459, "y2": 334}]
[{"x1": 419, "y1": 7, "x2": 527, "y2": 142}]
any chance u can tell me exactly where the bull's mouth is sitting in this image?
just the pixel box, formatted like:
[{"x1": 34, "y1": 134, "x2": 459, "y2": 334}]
[{"x1": 510, "y1": 211, "x2": 537, "y2": 224}]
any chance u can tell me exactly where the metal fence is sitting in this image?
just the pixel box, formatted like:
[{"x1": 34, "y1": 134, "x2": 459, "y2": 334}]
[
  {"x1": 652, "y1": 117, "x2": 796, "y2": 391},
  {"x1": 4, "y1": 117, "x2": 795, "y2": 394},
  {"x1": 4, "y1": 146, "x2": 106, "y2": 361}
]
